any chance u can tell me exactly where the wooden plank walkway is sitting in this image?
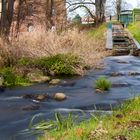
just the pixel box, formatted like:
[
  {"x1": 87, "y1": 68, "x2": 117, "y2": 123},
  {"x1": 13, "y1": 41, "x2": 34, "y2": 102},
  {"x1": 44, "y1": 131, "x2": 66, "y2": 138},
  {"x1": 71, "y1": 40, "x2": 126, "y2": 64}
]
[{"x1": 106, "y1": 23, "x2": 139, "y2": 56}]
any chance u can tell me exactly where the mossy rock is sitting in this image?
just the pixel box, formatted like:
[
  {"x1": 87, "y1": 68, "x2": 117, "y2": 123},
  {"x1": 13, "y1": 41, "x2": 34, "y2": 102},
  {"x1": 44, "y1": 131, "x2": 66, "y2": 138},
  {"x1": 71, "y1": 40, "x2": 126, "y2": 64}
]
[
  {"x1": 49, "y1": 79, "x2": 61, "y2": 85},
  {"x1": 54, "y1": 93, "x2": 67, "y2": 101},
  {"x1": 0, "y1": 76, "x2": 4, "y2": 86},
  {"x1": 27, "y1": 72, "x2": 51, "y2": 83},
  {"x1": 23, "y1": 94, "x2": 49, "y2": 101}
]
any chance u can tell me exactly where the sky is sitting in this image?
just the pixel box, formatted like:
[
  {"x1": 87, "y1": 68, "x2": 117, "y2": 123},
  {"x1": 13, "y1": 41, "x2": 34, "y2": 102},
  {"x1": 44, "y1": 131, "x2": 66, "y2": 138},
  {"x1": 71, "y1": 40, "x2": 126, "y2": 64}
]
[
  {"x1": 129, "y1": 0, "x2": 138, "y2": 8},
  {"x1": 68, "y1": 0, "x2": 139, "y2": 18}
]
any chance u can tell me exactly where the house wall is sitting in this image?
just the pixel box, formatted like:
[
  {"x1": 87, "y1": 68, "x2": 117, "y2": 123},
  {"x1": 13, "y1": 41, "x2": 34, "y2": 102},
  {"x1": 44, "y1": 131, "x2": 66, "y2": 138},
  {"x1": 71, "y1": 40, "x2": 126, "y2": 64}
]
[
  {"x1": 120, "y1": 14, "x2": 133, "y2": 25},
  {"x1": 133, "y1": 9, "x2": 140, "y2": 22},
  {"x1": 120, "y1": 10, "x2": 133, "y2": 26},
  {"x1": 0, "y1": 0, "x2": 67, "y2": 34},
  {"x1": 16, "y1": 0, "x2": 66, "y2": 32},
  {"x1": 13, "y1": 0, "x2": 47, "y2": 32}
]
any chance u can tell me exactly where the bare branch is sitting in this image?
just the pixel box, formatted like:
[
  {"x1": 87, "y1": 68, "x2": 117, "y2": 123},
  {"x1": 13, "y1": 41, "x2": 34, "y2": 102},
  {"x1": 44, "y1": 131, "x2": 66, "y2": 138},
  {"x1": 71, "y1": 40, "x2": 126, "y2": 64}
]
[{"x1": 69, "y1": 5, "x2": 95, "y2": 19}]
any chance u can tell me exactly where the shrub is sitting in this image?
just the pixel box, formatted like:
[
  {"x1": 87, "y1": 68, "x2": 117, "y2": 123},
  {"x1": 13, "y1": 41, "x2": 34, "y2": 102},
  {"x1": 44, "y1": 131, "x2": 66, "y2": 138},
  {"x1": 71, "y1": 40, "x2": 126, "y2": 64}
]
[
  {"x1": 15, "y1": 75, "x2": 30, "y2": 86},
  {"x1": 18, "y1": 57, "x2": 33, "y2": 66},
  {"x1": 0, "y1": 68, "x2": 16, "y2": 86},
  {"x1": 18, "y1": 54, "x2": 80, "y2": 76},
  {"x1": 95, "y1": 76, "x2": 111, "y2": 91}
]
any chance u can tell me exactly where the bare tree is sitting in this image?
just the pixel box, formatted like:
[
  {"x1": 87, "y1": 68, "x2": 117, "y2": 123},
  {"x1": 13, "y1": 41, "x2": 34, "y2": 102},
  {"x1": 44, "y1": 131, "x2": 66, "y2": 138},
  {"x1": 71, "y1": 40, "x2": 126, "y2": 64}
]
[
  {"x1": 95, "y1": 0, "x2": 106, "y2": 24},
  {"x1": 121, "y1": 1, "x2": 132, "y2": 11},
  {"x1": 116, "y1": 0, "x2": 122, "y2": 20},
  {"x1": 67, "y1": 0, "x2": 106, "y2": 24}
]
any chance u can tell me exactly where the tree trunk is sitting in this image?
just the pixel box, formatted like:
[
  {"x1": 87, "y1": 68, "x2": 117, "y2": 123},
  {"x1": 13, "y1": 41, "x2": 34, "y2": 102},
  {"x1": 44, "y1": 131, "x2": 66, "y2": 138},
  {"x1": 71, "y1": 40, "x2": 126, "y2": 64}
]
[
  {"x1": 1, "y1": 0, "x2": 7, "y2": 35},
  {"x1": 46, "y1": 0, "x2": 53, "y2": 29},
  {"x1": 16, "y1": 0, "x2": 24, "y2": 34},
  {"x1": 45, "y1": 0, "x2": 67, "y2": 30},
  {"x1": 95, "y1": 0, "x2": 106, "y2": 25},
  {"x1": 7, "y1": 0, "x2": 14, "y2": 35},
  {"x1": 116, "y1": 0, "x2": 122, "y2": 21},
  {"x1": 0, "y1": 0, "x2": 14, "y2": 36}
]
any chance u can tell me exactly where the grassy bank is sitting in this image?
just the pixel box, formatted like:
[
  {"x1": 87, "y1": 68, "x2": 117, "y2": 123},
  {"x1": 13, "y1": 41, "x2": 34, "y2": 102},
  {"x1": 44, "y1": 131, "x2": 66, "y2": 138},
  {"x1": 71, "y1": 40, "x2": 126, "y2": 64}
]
[
  {"x1": 128, "y1": 22, "x2": 140, "y2": 43},
  {"x1": 38, "y1": 97, "x2": 140, "y2": 140},
  {"x1": 0, "y1": 23, "x2": 111, "y2": 87}
]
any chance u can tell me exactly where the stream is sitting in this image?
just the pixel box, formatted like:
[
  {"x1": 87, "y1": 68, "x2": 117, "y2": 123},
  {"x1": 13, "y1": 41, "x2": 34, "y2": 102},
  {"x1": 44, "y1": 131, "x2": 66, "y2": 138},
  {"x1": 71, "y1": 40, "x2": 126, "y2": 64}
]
[{"x1": 0, "y1": 55, "x2": 140, "y2": 140}]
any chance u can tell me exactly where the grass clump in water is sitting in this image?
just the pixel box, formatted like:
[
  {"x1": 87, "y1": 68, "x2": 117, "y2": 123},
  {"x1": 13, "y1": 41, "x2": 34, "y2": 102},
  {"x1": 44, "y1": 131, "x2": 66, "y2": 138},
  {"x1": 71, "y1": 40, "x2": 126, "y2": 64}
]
[{"x1": 95, "y1": 76, "x2": 111, "y2": 91}]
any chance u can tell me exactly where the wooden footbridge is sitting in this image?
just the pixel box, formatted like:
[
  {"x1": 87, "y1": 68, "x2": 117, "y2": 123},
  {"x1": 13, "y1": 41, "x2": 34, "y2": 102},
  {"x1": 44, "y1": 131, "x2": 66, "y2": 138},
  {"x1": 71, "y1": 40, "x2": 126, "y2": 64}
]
[{"x1": 106, "y1": 23, "x2": 140, "y2": 56}]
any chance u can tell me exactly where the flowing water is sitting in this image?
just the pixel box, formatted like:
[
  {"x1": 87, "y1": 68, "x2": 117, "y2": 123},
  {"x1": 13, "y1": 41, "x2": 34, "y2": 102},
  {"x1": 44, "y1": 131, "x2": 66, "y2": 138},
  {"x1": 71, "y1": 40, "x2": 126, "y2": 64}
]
[{"x1": 0, "y1": 56, "x2": 140, "y2": 140}]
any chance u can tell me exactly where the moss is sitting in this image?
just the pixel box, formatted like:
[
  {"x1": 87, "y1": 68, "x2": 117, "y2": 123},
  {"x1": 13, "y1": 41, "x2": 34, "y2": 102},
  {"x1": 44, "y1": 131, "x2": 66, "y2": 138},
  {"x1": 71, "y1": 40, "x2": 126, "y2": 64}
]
[{"x1": 0, "y1": 67, "x2": 30, "y2": 87}]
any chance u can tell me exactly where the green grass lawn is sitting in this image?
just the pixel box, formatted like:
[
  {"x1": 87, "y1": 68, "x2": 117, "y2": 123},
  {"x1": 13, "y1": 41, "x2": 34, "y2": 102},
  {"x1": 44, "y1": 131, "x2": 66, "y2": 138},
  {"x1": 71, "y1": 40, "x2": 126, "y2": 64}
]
[
  {"x1": 37, "y1": 97, "x2": 140, "y2": 140},
  {"x1": 128, "y1": 22, "x2": 140, "y2": 44},
  {"x1": 88, "y1": 23, "x2": 107, "y2": 39}
]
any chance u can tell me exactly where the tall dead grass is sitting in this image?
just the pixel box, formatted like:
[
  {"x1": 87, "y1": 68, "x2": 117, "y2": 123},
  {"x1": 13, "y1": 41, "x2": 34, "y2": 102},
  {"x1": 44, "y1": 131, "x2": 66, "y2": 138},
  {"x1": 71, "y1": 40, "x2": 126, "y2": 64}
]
[{"x1": 0, "y1": 26, "x2": 111, "y2": 74}]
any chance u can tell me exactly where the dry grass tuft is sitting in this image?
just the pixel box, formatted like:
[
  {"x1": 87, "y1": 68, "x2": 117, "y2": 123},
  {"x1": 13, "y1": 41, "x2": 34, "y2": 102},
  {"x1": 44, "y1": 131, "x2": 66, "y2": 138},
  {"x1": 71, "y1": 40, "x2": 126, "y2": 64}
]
[{"x1": 0, "y1": 26, "x2": 111, "y2": 75}]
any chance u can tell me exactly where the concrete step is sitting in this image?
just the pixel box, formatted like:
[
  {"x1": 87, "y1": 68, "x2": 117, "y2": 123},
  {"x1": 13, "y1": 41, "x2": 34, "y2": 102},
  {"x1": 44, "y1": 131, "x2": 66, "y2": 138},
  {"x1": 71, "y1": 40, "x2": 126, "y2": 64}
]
[
  {"x1": 113, "y1": 45, "x2": 130, "y2": 48},
  {"x1": 113, "y1": 33, "x2": 128, "y2": 37},
  {"x1": 113, "y1": 36, "x2": 129, "y2": 39},
  {"x1": 113, "y1": 48, "x2": 129, "y2": 52},
  {"x1": 113, "y1": 47, "x2": 130, "y2": 50},
  {"x1": 112, "y1": 50, "x2": 130, "y2": 56},
  {"x1": 113, "y1": 42, "x2": 131, "y2": 45},
  {"x1": 113, "y1": 38, "x2": 129, "y2": 42},
  {"x1": 111, "y1": 23, "x2": 138, "y2": 56}
]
